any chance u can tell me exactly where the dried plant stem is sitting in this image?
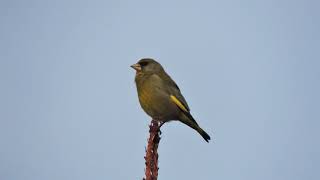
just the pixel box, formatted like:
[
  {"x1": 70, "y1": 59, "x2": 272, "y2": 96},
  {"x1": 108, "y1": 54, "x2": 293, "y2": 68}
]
[{"x1": 143, "y1": 119, "x2": 161, "y2": 180}]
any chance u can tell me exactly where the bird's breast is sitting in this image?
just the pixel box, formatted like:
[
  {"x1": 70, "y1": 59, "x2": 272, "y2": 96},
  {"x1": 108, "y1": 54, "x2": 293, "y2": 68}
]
[{"x1": 137, "y1": 83, "x2": 178, "y2": 121}]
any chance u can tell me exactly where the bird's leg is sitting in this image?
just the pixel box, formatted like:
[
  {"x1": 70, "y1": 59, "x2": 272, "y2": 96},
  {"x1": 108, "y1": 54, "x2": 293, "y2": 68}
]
[
  {"x1": 159, "y1": 121, "x2": 165, "y2": 129},
  {"x1": 158, "y1": 121, "x2": 166, "y2": 135},
  {"x1": 152, "y1": 118, "x2": 164, "y2": 135}
]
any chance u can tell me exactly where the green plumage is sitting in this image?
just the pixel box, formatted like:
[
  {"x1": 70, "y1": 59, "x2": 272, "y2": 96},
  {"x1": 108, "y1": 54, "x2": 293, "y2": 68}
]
[{"x1": 132, "y1": 58, "x2": 211, "y2": 142}]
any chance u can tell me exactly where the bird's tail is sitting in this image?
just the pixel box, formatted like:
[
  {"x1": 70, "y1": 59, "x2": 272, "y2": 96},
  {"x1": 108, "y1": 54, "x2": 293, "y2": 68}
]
[
  {"x1": 197, "y1": 127, "x2": 211, "y2": 143},
  {"x1": 180, "y1": 113, "x2": 211, "y2": 143}
]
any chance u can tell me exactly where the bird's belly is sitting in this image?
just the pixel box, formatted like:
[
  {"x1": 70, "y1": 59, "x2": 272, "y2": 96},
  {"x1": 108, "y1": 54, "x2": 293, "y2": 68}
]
[{"x1": 138, "y1": 87, "x2": 178, "y2": 121}]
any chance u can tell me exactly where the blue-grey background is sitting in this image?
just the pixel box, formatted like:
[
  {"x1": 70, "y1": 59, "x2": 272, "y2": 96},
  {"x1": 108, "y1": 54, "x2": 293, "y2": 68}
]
[{"x1": 1, "y1": 0, "x2": 319, "y2": 179}]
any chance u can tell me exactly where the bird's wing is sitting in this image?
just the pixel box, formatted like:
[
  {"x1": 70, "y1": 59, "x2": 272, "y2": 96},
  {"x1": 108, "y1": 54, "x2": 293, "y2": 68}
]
[
  {"x1": 154, "y1": 73, "x2": 199, "y2": 126},
  {"x1": 170, "y1": 95, "x2": 189, "y2": 112},
  {"x1": 169, "y1": 88, "x2": 199, "y2": 126},
  {"x1": 156, "y1": 72, "x2": 190, "y2": 112}
]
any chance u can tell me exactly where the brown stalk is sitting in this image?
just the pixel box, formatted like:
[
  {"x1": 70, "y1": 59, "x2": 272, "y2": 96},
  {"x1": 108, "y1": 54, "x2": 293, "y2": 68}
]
[{"x1": 143, "y1": 119, "x2": 161, "y2": 180}]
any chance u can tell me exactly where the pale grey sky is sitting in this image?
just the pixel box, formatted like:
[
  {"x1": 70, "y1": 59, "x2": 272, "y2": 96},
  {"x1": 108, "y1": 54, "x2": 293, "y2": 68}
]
[{"x1": 1, "y1": 0, "x2": 319, "y2": 179}]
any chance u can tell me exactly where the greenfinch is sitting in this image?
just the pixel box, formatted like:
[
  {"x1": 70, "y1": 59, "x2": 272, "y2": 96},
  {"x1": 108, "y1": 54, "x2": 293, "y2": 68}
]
[{"x1": 131, "y1": 58, "x2": 211, "y2": 142}]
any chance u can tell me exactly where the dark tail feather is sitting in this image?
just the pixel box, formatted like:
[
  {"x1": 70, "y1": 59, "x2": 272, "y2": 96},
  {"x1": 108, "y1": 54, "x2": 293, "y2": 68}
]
[
  {"x1": 197, "y1": 128, "x2": 211, "y2": 143},
  {"x1": 180, "y1": 113, "x2": 211, "y2": 143}
]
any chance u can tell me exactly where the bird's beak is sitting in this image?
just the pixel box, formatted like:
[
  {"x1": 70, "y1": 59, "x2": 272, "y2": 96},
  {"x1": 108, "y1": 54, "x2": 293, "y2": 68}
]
[{"x1": 130, "y1": 63, "x2": 141, "y2": 71}]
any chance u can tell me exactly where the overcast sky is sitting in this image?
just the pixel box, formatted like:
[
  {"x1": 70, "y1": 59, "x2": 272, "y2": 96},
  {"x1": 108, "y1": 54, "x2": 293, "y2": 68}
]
[{"x1": 1, "y1": 0, "x2": 319, "y2": 180}]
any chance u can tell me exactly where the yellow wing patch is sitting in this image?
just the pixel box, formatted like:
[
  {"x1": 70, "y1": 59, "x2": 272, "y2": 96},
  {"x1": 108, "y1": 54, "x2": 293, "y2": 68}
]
[{"x1": 170, "y1": 95, "x2": 188, "y2": 112}]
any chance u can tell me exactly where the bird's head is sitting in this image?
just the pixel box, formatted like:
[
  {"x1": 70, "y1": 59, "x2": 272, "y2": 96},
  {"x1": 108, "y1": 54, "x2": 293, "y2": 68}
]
[{"x1": 131, "y1": 58, "x2": 164, "y2": 73}]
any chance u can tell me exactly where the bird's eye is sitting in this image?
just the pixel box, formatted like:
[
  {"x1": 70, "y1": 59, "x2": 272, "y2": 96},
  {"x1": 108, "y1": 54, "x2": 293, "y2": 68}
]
[{"x1": 139, "y1": 61, "x2": 149, "y2": 66}]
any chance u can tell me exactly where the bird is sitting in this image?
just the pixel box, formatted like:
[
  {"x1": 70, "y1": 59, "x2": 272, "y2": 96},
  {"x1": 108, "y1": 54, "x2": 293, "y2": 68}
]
[{"x1": 131, "y1": 58, "x2": 211, "y2": 142}]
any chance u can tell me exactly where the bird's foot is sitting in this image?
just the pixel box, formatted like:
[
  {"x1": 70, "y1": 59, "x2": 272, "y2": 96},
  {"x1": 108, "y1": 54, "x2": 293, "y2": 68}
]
[{"x1": 151, "y1": 119, "x2": 165, "y2": 135}]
